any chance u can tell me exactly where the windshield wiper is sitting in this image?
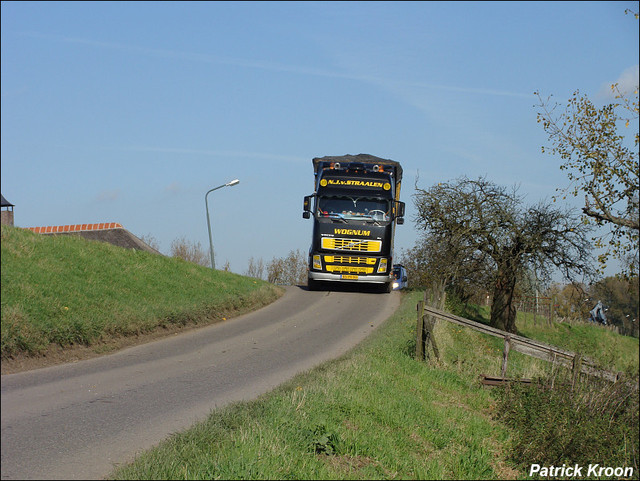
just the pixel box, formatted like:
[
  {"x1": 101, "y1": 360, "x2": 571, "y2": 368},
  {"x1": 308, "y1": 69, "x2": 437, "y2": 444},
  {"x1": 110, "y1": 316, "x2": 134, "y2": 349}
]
[{"x1": 327, "y1": 213, "x2": 348, "y2": 223}]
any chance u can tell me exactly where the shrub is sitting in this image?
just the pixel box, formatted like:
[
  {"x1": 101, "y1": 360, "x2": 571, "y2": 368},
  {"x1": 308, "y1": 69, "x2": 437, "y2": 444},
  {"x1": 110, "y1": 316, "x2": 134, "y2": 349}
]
[
  {"x1": 494, "y1": 371, "x2": 639, "y2": 474},
  {"x1": 266, "y1": 250, "x2": 307, "y2": 285},
  {"x1": 170, "y1": 236, "x2": 209, "y2": 267}
]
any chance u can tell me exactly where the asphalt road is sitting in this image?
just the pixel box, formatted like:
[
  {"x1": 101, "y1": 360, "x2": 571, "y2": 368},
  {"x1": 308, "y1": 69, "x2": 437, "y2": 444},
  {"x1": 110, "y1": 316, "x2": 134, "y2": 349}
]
[{"x1": 1, "y1": 285, "x2": 400, "y2": 480}]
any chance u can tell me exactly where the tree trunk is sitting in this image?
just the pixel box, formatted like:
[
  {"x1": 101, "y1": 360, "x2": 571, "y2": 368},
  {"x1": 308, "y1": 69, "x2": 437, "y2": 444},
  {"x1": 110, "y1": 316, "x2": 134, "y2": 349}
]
[{"x1": 491, "y1": 267, "x2": 518, "y2": 333}]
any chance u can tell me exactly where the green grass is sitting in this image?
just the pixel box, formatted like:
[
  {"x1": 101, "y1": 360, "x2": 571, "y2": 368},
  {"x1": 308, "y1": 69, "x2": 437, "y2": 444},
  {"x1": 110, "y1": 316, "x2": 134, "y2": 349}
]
[
  {"x1": 112, "y1": 290, "x2": 516, "y2": 480},
  {"x1": 516, "y1": 311, "x2": 639, "y2": 374},
  {"x1": 449, "y1": 302, "x2": 639, "y2": 375},
  {"x1": 1, "y1": 224, "x2": 282, "y2": 359},
  {"x1": 110, "y1": 292, "x2": 639, "y2": 480},
  {"x1": 3, "y1": 223, "x2": 638, "y2": 479}
]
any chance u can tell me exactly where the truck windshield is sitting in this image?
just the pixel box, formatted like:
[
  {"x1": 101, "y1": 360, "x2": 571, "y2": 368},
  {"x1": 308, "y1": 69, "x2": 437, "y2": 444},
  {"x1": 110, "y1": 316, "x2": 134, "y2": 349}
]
[{"x1": 317, "y1": 196, "x2": 391, "y2": 222}]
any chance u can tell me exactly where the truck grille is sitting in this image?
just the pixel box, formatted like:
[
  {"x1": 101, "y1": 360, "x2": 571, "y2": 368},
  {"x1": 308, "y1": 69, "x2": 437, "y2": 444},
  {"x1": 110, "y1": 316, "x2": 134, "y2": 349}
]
[
  {"x1": 324, "y1": 256, "x2": 376, "y2": 265},
  {"x1": 323, "y1": 255, "x2": 376, "y2": 275},
  {"x1": 321, "y1": 238, "x2": 382, "y2": 252}
]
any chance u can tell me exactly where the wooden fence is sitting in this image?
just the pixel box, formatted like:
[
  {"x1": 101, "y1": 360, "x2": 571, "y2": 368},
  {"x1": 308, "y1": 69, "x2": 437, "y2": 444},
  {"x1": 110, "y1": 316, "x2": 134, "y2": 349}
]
[
  {"x1": 415, "y1": 290, "x2": 625, "y2": 385},
  {"x1": 514, "y1": 295, "x2": 554, "y2": 325}
]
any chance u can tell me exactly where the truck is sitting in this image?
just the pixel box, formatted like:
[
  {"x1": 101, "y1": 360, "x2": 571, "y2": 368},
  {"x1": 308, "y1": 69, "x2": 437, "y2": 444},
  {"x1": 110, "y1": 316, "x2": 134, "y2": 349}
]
[{"x1": 302, "y1": 153, "x2": 405, "y2": 293}]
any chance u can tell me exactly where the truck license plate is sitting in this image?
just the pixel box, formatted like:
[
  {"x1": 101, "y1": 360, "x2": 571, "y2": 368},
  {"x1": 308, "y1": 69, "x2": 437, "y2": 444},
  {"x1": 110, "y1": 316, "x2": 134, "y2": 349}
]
[{"x1": 341, "y1": 275, "x2": 358, "y2": 280}]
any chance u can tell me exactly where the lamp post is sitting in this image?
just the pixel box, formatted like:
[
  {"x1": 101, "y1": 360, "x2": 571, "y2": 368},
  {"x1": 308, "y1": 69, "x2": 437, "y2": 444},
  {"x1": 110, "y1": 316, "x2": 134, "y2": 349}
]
[{"x1": 205, "y1": 179, "x2": 240, "y2": 269}]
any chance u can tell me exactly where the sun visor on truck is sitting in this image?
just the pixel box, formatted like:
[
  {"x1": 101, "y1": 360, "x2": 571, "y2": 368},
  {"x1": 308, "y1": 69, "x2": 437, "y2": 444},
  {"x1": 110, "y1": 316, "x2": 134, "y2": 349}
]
[
  {"x1": 312, "y1": 154, "x2": 403, "y2": 183},
  {"x1": 317, "y1": 176, "x2": 394, "y2": 197}
]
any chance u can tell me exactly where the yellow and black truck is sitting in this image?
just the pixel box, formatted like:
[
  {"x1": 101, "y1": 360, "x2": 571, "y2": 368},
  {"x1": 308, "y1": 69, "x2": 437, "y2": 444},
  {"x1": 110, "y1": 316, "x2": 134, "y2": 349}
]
[{"x1": 302, "y1": 154, "x2": 405, "y2": 292}]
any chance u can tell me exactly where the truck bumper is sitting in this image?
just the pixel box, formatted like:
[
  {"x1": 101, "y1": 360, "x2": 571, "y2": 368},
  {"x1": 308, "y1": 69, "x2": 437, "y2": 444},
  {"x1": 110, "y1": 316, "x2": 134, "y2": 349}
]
[{"x1": 308, "y1": 271, "x2": 392, "y2": 284}]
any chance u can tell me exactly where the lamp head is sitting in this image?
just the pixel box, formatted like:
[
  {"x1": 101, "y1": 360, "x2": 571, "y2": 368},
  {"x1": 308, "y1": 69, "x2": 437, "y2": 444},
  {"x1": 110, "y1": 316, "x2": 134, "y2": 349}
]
[{"x1": 226, "y1": 179, "x2": 240, "y2": 187}]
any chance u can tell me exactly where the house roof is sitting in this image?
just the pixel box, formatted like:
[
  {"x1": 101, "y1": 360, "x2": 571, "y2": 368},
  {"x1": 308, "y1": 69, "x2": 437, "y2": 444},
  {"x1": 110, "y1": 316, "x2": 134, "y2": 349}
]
[
  {"x1": 1, "y1": 194, "x2": 14, "y2": 208},
  {"x1": 26, "y1": 223, "x2": 162, "y2": 255}
]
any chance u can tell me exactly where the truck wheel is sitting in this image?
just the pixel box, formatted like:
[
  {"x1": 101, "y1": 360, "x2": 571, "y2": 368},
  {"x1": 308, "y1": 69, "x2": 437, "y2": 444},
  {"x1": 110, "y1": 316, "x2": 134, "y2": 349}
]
[{"x1": 307, "y1": 278, "x2": 319, "y2": 291}]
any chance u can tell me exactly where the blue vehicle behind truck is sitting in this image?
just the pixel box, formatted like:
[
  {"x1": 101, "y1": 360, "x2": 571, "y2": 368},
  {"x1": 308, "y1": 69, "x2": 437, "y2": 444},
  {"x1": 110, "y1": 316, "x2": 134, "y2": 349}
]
[
  {"x1": 392, "y1": 264, "x2": 408, "y2": 290},
  {"x1": 302, "y1": 154, "x2": 405, "y2": 293}
]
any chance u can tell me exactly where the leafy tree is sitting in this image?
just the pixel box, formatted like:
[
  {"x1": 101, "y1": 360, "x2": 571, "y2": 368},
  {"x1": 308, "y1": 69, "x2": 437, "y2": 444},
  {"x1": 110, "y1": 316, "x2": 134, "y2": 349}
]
[
  {"x1": 535, "y1": 81, "x2": 639, "y2": 277},
  {"x1": 413, "y1": 176, "x2": 594, "y2": 333},
  {"x1": 546, "y1": 282, "x2": 592, "y2": 322},
  {"x1": 546, "y1": 276, "x2": 639, "y2": 337},
  {"x1": 591, "y1": 275, "x2": 639, "y2": 337}
]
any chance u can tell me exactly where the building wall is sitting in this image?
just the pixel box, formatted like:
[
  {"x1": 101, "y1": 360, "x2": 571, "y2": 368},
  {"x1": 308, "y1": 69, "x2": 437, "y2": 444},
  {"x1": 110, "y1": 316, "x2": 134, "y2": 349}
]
[{"x1": 1, "y1": 210, "x2": 14, "y2": 226}]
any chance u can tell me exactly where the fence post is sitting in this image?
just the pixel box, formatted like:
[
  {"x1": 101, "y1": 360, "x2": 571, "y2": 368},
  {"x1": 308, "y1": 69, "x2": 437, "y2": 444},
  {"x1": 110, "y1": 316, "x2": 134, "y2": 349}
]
[
  {"x1": 571, "y1": 353, "x2": 582, "y2": 390},
  {"x1": 425, "y1": 317, "x2": 440, "y2": 361},
  {"x1": 550, "y1": 352, "x2": 557, "y2": 389},
  {"x1": 416, "y1": 300, "x2": 425, "y2": 361},
  {"x1": 501, "y1": 336, "x2": 511, "y2": 378},
  {"x1": 427, "y1": 287, "x2": 443, "y2": 361}
]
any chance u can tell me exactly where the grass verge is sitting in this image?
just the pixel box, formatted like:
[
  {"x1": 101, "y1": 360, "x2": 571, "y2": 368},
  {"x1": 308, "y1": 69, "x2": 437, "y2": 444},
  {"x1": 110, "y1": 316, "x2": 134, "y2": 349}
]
[
  {"x1": 111, "y1": 291, "x2": 518, "y2": 480},
  {"x1": 1, "y1": 225, "x2": 282, "y2": 362},
  {"x1": 4, "y1": 222, "x2": 637, "y2": 479},
  {"x1": 111, "y1": 291, "x2": 639, "y2": 480}
]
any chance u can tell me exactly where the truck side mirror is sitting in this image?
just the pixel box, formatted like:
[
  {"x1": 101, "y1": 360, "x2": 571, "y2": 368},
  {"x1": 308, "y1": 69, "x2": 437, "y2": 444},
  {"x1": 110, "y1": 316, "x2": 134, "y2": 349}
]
[
  {"x1": 395, "y1": 201, "x2": 405, "y2": 224},
  {"x1": 303, "y1": 195, "x2": 313, "y2": 219},
  {"x1": 397, "y1": 201, "x2": 405, "y2": 218}
]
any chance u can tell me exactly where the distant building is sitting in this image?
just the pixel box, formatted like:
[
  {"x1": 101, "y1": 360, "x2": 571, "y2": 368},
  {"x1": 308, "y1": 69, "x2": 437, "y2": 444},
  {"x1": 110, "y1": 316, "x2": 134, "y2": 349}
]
[
  {"x1": 1, "y1": 194, "x2": 14, "y2": 226},
  {"x1": 26, "y1": 223, "x2": 163, "y2": 255}
]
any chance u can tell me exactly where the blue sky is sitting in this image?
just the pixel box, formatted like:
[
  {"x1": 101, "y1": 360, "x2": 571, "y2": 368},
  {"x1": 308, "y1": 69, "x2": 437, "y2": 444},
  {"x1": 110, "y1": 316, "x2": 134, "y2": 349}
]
[{"x1": 2, "y1": 1, "x2": 638, "y2": 278}]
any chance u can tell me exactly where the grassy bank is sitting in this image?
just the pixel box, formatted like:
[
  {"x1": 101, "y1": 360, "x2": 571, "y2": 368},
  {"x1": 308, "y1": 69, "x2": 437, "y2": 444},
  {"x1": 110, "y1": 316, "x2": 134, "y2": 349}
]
[
  {"x1": 517, "y1": 312, "x2": 639, "y2": 374},
  {"x1": 452, "y1": 303, "x2": 639, "y2": 375},
  {"x1": 112, "y1": 290, "x2": 517, "y2": 480},
  {"x1": 3, "y1": 222, "x2": 637, "y2": 479},
  {"x1": 1, "y1": 224, "x2": 282, "y2": 360},
  {"x1": 111, "y1": 293, "x2": 638, "y2": 480}
]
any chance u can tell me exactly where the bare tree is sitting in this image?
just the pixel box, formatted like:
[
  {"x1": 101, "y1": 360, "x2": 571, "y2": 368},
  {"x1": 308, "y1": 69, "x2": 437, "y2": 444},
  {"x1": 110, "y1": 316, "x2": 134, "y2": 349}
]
[
  {"x1": 413, "y1": 176, "x2": 594, "y2": 333},
  {"x1": 170, "y1": 236, "x2": 209, "y2": 267},
  {"x1": 139, "y1": 233, "x2": 161, "y2": 252},
  {"x1": 400, "y1": 229, "x2": 492, "y2": 302},
  {"x1": 245, "y1": 256, "x2": 265, "y2": 280},
  {"x1": 266, "y1": 250, "x2": 307, "y2": 285}
]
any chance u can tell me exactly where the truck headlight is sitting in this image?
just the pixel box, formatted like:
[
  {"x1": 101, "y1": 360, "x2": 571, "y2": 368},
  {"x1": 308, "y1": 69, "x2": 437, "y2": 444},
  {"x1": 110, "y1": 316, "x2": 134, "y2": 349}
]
[
  {"x1": 313, "y1": 255, "x2": 322, "y2": 270},
  {"x1": 377, "y1": 258, "x2": 388, "y2": 273}
]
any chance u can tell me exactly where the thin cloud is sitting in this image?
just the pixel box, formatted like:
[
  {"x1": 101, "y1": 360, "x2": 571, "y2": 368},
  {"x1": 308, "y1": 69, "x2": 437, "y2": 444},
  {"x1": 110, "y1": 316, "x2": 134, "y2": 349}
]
[
  {"x1": 164, "y1": 182, "x2": 182, "y2": 194},
  {"x1": 95, "y1": 189, "x2": 121, "y2": 202},
  {"x1": 125, "y1": 146, "x2": 303, "y2": 163},
  {"x1": 599, "y1": 64, "x2": 639, "y2": 98},
  {"x1": 19, "y1": 31, "x2": 530, "y2": 99}
]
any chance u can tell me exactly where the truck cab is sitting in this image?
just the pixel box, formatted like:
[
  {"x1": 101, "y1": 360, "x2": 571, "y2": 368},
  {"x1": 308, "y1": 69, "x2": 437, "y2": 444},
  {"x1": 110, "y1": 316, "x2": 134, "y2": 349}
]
[{"x1": 303, "y1": 154, "x2": 405, "y2": 293}]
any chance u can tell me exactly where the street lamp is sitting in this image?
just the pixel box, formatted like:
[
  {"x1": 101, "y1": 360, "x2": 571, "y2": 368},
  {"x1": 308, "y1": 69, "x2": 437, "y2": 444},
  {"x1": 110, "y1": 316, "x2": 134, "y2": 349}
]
[{"x1": 205, "y1": 179, "x2": 240, "y2": 269}]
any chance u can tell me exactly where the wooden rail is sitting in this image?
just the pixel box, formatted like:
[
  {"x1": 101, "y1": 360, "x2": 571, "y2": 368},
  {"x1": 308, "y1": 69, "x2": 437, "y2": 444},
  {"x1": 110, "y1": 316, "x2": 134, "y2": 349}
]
[{"x1": 418, "y1": 303, "x2": 622, "y2": 384}]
